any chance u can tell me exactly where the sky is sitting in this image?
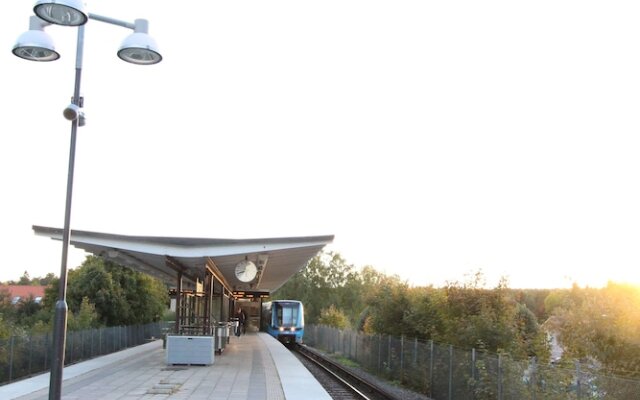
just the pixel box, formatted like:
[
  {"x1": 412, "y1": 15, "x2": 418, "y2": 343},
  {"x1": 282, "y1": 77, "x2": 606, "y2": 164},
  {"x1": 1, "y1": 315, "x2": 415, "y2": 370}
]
[{"x1": 2, "y1": 0, "x2": 640, "y2": 289}]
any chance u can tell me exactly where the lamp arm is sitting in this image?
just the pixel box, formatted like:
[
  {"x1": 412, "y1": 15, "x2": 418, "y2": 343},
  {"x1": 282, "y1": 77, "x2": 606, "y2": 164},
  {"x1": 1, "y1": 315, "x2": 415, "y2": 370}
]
[
  {"x1": 29, "y1": 15, "x2": 51, "y2": 30},
  {"x1": 88, "y1": 13, "x2": 144, "y2": 31}
]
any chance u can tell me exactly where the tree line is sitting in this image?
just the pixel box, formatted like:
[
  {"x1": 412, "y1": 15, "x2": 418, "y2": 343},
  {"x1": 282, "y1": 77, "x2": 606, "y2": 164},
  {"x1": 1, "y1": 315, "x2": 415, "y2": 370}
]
[
  {"x1": 2, "y1": 251, "x2": 639, "y2": 380},
  {"x1": 273, "y1": 251, "x2": 640, "y2": 379},
  {"x1": 0, "y1": 256, "x2": 169, "y2": 340},
  {"x1": 2, "y1": 270, "x2": 57, "y2": 286}
]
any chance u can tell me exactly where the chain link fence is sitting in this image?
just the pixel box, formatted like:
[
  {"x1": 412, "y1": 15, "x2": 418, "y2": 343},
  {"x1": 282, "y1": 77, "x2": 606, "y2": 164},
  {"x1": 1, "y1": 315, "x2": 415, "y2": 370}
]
[
  {"x1": 0, "y1": 322, "x2": 168, "y2": 386},
  {"x1": 305, "y1": 324, "x2": 640, "y2": 400}
]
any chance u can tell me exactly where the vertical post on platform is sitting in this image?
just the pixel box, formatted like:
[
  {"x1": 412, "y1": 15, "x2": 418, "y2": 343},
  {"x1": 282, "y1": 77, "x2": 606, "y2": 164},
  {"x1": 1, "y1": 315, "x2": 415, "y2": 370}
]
[
  {"x1": 203, "y1": 273, "x2": 210, "y2": 335},
  {"x1": 175, "y1": 271, "x2": 182, "y2": 334}
]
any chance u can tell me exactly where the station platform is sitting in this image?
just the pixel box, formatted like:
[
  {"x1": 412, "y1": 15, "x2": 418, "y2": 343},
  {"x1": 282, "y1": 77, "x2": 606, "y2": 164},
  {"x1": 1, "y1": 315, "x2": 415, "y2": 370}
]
[{"x1": 0, "y1": 332, "x2": 332, "y2": 400}]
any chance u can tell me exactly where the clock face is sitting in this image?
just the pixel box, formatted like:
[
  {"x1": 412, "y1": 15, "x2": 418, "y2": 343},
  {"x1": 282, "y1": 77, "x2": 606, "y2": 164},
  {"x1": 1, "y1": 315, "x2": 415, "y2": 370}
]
[{"x1": 235, "y1": 260, "x2": 257, "y2": 282}]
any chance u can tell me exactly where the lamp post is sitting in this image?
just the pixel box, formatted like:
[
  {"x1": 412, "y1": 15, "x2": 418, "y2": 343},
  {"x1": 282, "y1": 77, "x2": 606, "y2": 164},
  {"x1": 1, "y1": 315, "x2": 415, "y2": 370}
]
[{"x1": 12, "y1": 2, "x2": 162, "y2": 399}]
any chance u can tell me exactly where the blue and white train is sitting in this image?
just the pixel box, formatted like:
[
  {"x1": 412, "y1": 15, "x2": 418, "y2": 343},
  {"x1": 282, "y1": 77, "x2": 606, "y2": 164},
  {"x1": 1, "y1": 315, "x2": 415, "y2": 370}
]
[{"x1": 261, "y1": 300, "x2": 304, "y2": 345}]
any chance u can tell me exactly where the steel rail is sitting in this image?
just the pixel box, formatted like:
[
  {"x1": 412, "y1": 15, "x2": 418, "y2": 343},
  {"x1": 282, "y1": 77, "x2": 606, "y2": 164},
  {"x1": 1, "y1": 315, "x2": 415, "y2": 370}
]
[{"x1": 295, "y1": 344, "x2": 400, "y2": 400}]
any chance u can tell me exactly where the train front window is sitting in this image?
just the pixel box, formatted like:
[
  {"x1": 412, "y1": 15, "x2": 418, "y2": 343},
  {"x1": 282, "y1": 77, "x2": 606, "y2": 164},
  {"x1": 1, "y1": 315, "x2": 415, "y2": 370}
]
[{"x1": 275, "y1": 303, "x2": 298, "y2": 327}]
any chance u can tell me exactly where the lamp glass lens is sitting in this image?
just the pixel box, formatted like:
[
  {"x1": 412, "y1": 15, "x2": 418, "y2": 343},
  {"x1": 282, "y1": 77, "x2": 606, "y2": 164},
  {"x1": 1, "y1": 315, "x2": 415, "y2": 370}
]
[
  {"x1": 13, "y1": 46, "x2": 60, "y2": 62},
  {"x1": 118, "y1": 47, "x2": 162, "y2": 65},
  {"x1": 35, "y1": 4, "x2": 87, "y2": 26}
]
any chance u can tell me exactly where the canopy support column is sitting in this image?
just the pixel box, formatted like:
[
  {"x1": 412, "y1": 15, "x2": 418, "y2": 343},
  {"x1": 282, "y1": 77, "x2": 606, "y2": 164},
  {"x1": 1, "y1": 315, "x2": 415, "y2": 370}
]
[{"x1": 174, "y1": 271, "x2": 182, "y2": 333}]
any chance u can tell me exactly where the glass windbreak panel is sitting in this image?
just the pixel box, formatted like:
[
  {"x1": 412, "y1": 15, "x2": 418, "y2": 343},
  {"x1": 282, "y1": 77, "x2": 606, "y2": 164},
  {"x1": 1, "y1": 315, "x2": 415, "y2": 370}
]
[{"x1": 212, "y1": 296, "x2": 221, "y2": 322}]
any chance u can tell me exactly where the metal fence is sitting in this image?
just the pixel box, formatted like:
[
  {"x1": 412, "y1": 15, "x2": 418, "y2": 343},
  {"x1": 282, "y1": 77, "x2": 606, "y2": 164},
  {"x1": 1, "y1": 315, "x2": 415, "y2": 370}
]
[
  {"x1": 0, "y1": 322, "x2": 167, "y2": 386},
  {"x1": 305, "y1": 324, "x2": 640, "y2": 400}
]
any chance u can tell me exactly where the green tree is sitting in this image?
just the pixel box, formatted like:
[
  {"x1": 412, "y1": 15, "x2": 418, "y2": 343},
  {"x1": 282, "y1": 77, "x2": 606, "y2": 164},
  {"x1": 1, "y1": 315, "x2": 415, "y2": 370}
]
[
  {"x1": 405, "y1": 286, "x2": 446, "y2": 341},
  {"x1": 279, "y1": 256, "x2": 551, "y2": 362},
  {"x1": 362, "y1": 274, "x2": 411, "y2": 335},
  {"x1": 512, "y1": 288, "x2": 551, "y2": 320},
  {"x1": 67, "y1": 297, "x2": 100, "y2": 330},
  {"x1": 14, "y1": 296, "x2": 42, "y2": 326},
  {"x1": 439, "y1": 272, "x2": 548, "y2": 359},
  {"x1": 318, "y1": 305, "x2": 350, "y2": 329},
  {"x1": 63, "y1": 256, "x2": 169, "y2": 326},
  {"x1": 274, "y1": 251, "x2": 363, "y2": 325},
  {"x1": 552, "y1": 282, "x2": 640, "y2": 378},
  {"x1": 37, "y1": 273, "x2": 57, "y2": 286},
  {"x1": 0, "y1": 315, "x2": 12, "y2": 341},
  {"x1": 0, "y1": 287, "x2": 15, "y2": 323},
  {"x1": 18, "y1": 271, "x2": 31, "y2": 285},
  {"x1": 543, "y1": 289, "x2": 570, "y2": 316}
]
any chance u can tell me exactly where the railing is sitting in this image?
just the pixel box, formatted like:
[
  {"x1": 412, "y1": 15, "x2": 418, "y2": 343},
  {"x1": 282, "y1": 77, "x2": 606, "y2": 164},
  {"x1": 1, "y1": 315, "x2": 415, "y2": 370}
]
[
  {"x1": 0, "y1": 322, "x2": 169, "y2": 386},
  {"x1": 305, "y1": 324, "x2": 640, "y2": 400}
]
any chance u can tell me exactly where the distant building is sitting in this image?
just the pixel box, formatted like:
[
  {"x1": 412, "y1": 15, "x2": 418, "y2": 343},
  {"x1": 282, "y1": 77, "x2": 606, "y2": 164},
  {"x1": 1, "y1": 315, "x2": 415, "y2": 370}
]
[{"x1": 0, "y1": 285, "x2": 46, "y2": 305}]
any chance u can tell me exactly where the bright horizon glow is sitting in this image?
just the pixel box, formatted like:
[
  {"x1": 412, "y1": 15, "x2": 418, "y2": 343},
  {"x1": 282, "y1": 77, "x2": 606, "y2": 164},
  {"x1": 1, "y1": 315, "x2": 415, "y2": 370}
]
[{"x1": 2, "y1": 1, "x2": 640, "y2": 290}]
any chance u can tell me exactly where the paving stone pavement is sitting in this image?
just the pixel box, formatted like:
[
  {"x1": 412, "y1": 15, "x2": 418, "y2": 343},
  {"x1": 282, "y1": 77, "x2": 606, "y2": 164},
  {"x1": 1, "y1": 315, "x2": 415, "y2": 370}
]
[{"x1": 10, "y1": 334, "x2": 287, "y2": 400}]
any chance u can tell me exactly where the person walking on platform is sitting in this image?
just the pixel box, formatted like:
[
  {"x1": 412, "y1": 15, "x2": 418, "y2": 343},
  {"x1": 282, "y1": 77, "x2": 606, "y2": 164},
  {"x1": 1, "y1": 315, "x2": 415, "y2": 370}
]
[
  {"x1": 241, "y1": 308, "x2": 247, "y2": 334},
  {"x1": 235, "y1": 308, "x2": 246, "y2": 336}
]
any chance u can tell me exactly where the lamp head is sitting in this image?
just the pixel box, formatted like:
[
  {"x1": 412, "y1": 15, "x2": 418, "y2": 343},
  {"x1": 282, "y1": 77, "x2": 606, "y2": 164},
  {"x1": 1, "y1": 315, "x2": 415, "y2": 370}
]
[
  {"x1": 12, "y1": 16, "x2": 60, "y2": 62},
  {"x1": 117, "y1": 19, "x2": 162, "y2": 65},
  {"x1": 33, "y1": 0, "x2": 88, "y2": 26}
]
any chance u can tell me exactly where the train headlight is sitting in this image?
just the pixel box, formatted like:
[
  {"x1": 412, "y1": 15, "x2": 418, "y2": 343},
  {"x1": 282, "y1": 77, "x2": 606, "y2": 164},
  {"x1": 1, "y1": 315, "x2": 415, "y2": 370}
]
[
  {"x1": 290, "y1": 327, "x2": 296, "y2": 332},
  {"x1": 279, "y1": 327, "x2": 285, "y2": 332}
]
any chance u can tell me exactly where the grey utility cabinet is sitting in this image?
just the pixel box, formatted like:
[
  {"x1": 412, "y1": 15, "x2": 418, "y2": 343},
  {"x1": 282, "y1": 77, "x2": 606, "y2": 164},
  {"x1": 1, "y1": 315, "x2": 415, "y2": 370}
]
[{"x1": 165, "y1": 335, "x2": 215, "y2": 365}]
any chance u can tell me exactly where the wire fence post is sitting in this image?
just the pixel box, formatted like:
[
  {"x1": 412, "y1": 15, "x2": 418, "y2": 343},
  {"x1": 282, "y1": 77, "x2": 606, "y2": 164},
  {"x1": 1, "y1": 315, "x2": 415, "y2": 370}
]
[
  {"x1": 387, "y1": 335, "x2": 392, "y2": 373},
  {"x1": 67, "y1": 331, "x2": 73, "y2": 365},
  {"x1": 576, "y1": 361, "x2": 582, "y2": 400},
  {"x1": 471, "y1": 347, "x2": 476, "y2": 394},
  {"x1": 8, "y1": 336, "x2": 15, "y2": 383},
  {"x1": 28, "y1": 335, "x2": 33, "y2": 377},
  {"x1": 448, "y1": 344, "x2": 453, "y2": 400},
  {"x1": 44, "y1": 332, "x2": 49, "y2": 371},
  {"x1": 400, "y1": 335, "x2": 405, "y2": 383},
  {"x1": 429, "y1": 340, "x2": 434, "y2": 398},
  {"x1": 354, "y1": 332, "x2": 358, "y2": 362},
  {"x1": 498, "y1": 353, "x2": 503, "y2": 400},
  {"x1": 90, "y1": 328, "x2": 94, "y2": 358},
  {"x1": 531, "y1": 356, "x2": 537, "y2": 400},
  {"x1": 80, "y1": 329, "x2": 84, "y2": 360},
  {"x1": 377, "y1": 334, "x2": 382, "y2": 374}
]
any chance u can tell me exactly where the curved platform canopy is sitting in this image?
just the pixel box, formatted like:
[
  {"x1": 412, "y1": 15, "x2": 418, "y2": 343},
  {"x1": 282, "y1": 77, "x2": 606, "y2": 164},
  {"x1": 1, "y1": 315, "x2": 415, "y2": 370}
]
[{"x1": 33, "y1": 225, "x2": 334, "y2": 295}]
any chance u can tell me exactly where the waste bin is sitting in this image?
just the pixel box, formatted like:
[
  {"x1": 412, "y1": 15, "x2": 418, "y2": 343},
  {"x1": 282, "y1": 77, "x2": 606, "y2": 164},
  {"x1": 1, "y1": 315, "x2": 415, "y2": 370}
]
[
  {"x1": 230, "y1": 317, "x2": 239, "y2": 338},
  {"x1": 215, "y1": 322, "x2": 228, "y2": 353}
]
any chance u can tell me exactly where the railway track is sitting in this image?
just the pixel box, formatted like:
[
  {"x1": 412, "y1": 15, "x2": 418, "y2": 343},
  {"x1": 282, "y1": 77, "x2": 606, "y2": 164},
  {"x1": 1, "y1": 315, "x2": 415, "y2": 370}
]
[{"x1": 293, "y1": 344, "x2": 400, "y2": 400}]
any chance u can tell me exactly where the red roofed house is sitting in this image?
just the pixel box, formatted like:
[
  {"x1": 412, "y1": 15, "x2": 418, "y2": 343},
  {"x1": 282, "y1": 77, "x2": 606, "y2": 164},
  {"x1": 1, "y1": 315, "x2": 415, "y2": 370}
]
[{"x1": 0, "y1": 285, "x2": 46, "y2": 305}]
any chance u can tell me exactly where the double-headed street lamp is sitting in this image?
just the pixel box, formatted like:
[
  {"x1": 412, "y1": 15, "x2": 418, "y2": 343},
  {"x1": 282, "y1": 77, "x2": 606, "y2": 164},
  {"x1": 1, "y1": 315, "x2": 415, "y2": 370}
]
[{"x1": 12, "y1": 1, "x2": 162, "y2": 399}]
